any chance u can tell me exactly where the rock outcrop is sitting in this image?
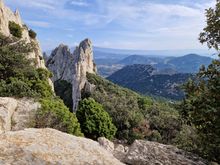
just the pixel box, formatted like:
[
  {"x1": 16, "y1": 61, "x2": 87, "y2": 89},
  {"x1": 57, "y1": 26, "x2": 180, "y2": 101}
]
[
  {"x1": 98, "y1": 137, "x2": 207, "y2": 165},
  {"x1": 47, "y1": 39, "x2": 97, "y2": 111},
  {"x1": 0, "y1": 97, "x2": 40, "y2": 134},
  {"x1": 0, "y1": 128, "x2": 123, "y2": 165},
  {"x1": 47, "y1": 44, "x2": 74, "y2": 83},
  {"x1": 0, "y1": 0, "x2": 45, "y2": 68},
  {"x1": 72, "y1": 39, "x2": 97, "y2": 111}
]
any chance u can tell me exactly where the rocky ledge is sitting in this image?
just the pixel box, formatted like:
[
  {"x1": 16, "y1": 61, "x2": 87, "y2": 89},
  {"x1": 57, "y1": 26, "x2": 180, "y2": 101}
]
[
  {"x1": 0, "y1": 128, "x2": 123, "y2": 165},
  {"x1": 98, "y1": 137, "x2": 208, "y2": 165}
]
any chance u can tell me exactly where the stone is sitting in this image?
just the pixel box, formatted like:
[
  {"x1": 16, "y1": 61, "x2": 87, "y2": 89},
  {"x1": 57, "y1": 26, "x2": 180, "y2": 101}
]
[
  {"x1": 124, "y1": 140, "x2": 207, "y2": 165},
  {"x1": 47, "y1": 39, "x2": 97, "y2": 111},
  {"x1": 114, "y1": 144, "x2": 128, "y2": 162},
  {"x1": 98, "y1": 137, "x2": 115, "y2": 153},
  {"x1": 0, "y1": 97, "x2": 40, "y2": 134},
  {"x1": 0, "y1": 97, "x2": 17, "y2": 133},
  {"x1": 98, "y1": 137, "x2": 129, "y2": 162},
  {"x1": 72, "y1": 39, "x2": 97, "y2": 111},
  {"x1": 46, "y1": 44, "x2": 74, "y2": 83},
  {"x1": 0, "y1": 128, "x2": 124, "y2": 165}
]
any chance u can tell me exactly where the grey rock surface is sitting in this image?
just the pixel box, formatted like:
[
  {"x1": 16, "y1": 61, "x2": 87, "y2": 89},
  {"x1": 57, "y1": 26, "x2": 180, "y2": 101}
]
[
  {"x1": 124, "y1": 140, "x2": 207, "y2": 165},
  {"x1": 0, "y1": 97, "x2": 40, "y2": 134},
  {"x1": 0, "y1": 128, "x2": 124, "y2": 165},
  {"x1": 47, "y1": 39, "x2": 97, "y2": 111}
]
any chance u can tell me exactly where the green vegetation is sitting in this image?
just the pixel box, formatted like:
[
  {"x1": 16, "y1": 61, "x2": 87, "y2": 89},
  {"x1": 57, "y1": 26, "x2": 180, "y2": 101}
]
[
  {"x1": 85, "y1": 73, "x2": 181, "y2": 143},
  {"x1": 9, "y1": 21, "x2": 23, "y2": 38},
  {"x1": 54, "y1": 80, "x2": 73, "y2": 110},
  {"x1": 29, "y1": 29, "x2": 37, "y2": 39},
  {"x1": 35, "y1": 98, "x2": 83, "y2": 136},
  {"x1": 178, "y1": 1, "x2": 220, "y2": 163},
  {"x1": 0, "y1": 34, "x2": 53, "y2": 98},
  {"x1": 77, "y1": 98, "x2": 116, "y2": 140},
  {"x1": 0, "y1": 32, "x2": 83, "y2": 136}
]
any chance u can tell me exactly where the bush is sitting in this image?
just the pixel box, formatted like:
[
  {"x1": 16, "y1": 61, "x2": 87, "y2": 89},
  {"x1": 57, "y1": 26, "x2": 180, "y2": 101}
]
[
  {"x1": 35, "y1": 98, "x2": 83, "y2": 136},
  {"x1": 85, "y1": 73, "x2": 182, "y2": 143},
  {"x1": 140, "y1": 101, "x2": 182, "y2": 144},
  {"x1": 86, "y1": 73, "x2": 147, "y2": 142},
  {"x1": 0, "y1": 68, "x2": 54, "y2": 98},
  {"x1": 0, "y1": 34, "x2": 53, "y2": 98},
  {"x1": 77, "y1": 98, "x2": 117, "y2": 140},
  {"x1": 173, "y1": 125, "x2": 202, "y2": 153},
  {"x1": 9, "y1": 21, "x2": 23, "y2": 38},
  {"x1": 29, "y1": 29, "x2": 37, "y2": 39}
]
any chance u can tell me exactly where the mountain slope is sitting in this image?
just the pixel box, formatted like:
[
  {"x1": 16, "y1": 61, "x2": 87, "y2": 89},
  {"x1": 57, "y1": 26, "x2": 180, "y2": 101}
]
[{"x1": 108, "y1": 64, "x2": 192, "y2": 100}]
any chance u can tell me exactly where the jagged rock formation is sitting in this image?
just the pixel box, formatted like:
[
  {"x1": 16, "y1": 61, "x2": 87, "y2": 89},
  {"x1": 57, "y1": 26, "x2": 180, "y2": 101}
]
[
  {"x1": 72, "y1": 39, "x2": 97, "y2": 111},
  {"x1": 47, "y1": 44, "x2": 74, "y2": 83},
  {"x1": 98, "y1": 137, "x2": 207, "y2": 165},
  {"x1": 47, "y1": 39, "x2": 97, "y2": 111},
  {"x1": 0, "y1": 128, "x2": 123, "y2": 165},
  {"x1": 0, "y1": 97, "x2": 40, "y2": 134}
]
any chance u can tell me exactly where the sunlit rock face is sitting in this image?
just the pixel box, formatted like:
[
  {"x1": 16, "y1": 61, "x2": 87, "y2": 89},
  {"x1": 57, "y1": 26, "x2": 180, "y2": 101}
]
[
  {"x1": 0, "y1": 97, "x2": 40, "y2": 134},
  {"x1": 0, "y1": 128, "x2": 123, "y2": 165},
  {"x1": 72, "y1": 39, "x2": 97, "y2": 111},
  {"x1": 47, "y1": 39, "x2": 97, "y2": 111}
]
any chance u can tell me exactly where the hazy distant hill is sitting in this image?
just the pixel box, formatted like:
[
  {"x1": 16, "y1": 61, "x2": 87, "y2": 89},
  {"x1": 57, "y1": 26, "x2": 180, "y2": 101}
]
[
  {"x1": 118, "y1": 55, "x2": 163, "y2": 65},
  {"x1": 161, "y1": 54, "x2": 213, "y2": 73},
  {"x1": 107, "y1": 64, "x2": 192, "y2": 100},
  {"x1": 95, "y1": 53, "x2": 213, "y2": 77}
]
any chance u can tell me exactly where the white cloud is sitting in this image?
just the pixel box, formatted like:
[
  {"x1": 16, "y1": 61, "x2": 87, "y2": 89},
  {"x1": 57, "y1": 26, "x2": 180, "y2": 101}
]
[
  {"x1": 70, "y1": 0, "x2": 89, "y2": 7},
  {"x1": 26, "y1": 20, "x2": 51, "y2": 28},
  {"x1": 5, "y1": 0, "x2": 215, "y2": 50},
  {"x1": 6, "y1": 0, "x2": 60, "y2": 10}
]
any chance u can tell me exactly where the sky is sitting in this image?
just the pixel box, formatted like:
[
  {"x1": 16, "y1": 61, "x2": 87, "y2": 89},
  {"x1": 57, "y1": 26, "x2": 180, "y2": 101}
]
[{"x1": 5, "y1": 0, "x2": 216, "y2": 51}]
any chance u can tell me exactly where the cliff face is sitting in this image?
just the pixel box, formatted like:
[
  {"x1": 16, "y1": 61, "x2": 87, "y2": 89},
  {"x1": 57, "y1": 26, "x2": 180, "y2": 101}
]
[
  {"x1": 47, "y1": 39, "x2": 97, "y2": 111},
  {"x1": 72, "y1": 39, "x2": 97, "y2": 111},
  {"x1": 47, "y1": 44, "x2": 74, "y2": 83},
  {"x1": 0, "y1": 0, "x2": 45, "y2": 69}
]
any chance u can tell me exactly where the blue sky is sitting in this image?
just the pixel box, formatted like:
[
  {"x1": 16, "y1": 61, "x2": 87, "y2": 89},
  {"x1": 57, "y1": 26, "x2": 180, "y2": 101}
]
[{"x1": 5, "y1": 0, "x2": 215, "y2": 51}]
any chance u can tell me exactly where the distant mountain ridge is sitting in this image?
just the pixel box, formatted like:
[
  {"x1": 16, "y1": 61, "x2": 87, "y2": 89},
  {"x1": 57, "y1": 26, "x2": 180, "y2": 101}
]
[
  {"x1": 96, "y1": 53, "x2": 213, "y2": 77},
  {"x1": 94, "y1": 46, "x2": 215, "y2": 57},
  {"x1": 108, "y1": 64, "x2": 192, "y2": 100}
]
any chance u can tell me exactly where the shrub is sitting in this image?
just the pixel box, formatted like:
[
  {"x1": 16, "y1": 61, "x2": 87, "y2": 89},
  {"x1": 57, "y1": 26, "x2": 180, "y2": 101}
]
[
  {"x1": 142, "y1": 102, "x2": 182, "y2": 144},
  {"x1": 77, "y1": 98, "x2": 117, "y2": 140},
  {"x1": 29, "y1": 29, "x2": 37, "y2": 39},
  {"x1": 9, "y1": 21, "x2": 22, "y2": 38},
  {"x1": 35, "y1": 98, "x2": 83, "y2": 136},
  {"x1": 0, "y1": 33, "x2": 53, "y2": 98}
]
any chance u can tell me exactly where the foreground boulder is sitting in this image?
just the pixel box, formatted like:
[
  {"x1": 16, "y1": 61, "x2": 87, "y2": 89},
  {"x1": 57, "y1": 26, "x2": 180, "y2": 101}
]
[
  {"x1": 0, "y1": 128, "x2": 123, "y2": 165},
  {"x1": 0, "y1": 97, "x2": 40, "y2": 134},
  {"x1": 98, "y1": 137, "x2": 207, "y2": 165}
]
